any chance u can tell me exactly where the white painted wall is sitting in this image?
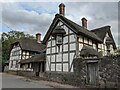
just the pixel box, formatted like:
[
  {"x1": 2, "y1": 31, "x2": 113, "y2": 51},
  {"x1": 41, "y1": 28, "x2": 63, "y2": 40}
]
[
  {"x1": 63, "y1": 36, "x2": 68, "y2": 43},
  {"x1": 51, "y1": 64, "x2": 55, "y2": 71},
  {"x1": 101, "y1": 33, "x2": 115, "y2": 56},
  {"x1": 70, "y1": 35, "x2": 75, "y2": 42},
  {"x1": 56, "y1": 64, "x2": 62, "y2": 71},
  {"x1": 63, "y1": 63, "x2": 68, "y2": 72},
  {"x1": 63, "y1": 53, "x2": 68, "y2": 62},
  {"x1": 64, "y1": 25, "x2": 69, "y2": 35},
  {"x1": 79, "y1": 43, "x2": 83, "y2": 51},
  {"x1": 46, "y1": 56, "x2": 50, "y2": 71},
  {"x1": 51, "y1": 55, "x2": 55, "y2": 62},
  {"x1": 70, "y1": 43, "x2": 76, "y2": 51},
  {"x1": 63, "y1": 44, "x2": 68, "y2": 52},
  {"x1": 9, "y1": 44, "x2": 21, "y2": 71},
  {"x1": 84, "y1": 37, "x2": 88, "y2": 44},
  {"x1": 79, "y1": 35, "x2": 83, "y2": 42}
]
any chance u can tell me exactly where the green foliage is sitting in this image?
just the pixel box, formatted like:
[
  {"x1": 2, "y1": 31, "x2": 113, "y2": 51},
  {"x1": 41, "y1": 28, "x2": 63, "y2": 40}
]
[
  {"x1": 1, "y1": 31, "x2": 35, "y2": 66},
  {"x1": 98, "y1": 51, "x2": 103, "y2": 57}
]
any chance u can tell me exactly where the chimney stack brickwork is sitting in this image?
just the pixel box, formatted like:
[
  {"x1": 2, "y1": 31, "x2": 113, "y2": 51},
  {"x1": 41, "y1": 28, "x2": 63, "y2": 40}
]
[
  {"x1": 81, "y1": 17, "x2": 87, "y2": 29},
  {"x1": 59, "y1": 3, "x2": 65, "y2": 16},
  {"x1": 36, "y1": 33, "x2": 41, "y2": 43}
]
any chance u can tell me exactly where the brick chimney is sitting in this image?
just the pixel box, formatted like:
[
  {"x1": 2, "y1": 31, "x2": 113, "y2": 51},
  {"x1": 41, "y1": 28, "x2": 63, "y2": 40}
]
[
  {"x1": 36, "y1": 33, "x2": 41, "y2": 43},
  {"x1": 59, "y1": 3, "x2": 65, "y2": 16},
  {"x1": 81, "y1": 17, "x2": 87, "y2": 29}
]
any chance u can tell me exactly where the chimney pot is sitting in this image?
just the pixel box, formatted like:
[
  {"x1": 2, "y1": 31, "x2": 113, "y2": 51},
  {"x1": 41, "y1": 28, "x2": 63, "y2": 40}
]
[
  {"x1": 36, "y1": 33, "x2": 41, "y2": 43},
  {"x1": 59, "y1": 3, "x2": 65, "y2": 16},
  {"x1": 81, "y1": 17, "x2": 87, "y2": 29}
]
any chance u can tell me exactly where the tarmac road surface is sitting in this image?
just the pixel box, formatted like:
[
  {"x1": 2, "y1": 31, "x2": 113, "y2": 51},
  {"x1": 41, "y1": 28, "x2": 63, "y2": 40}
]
[{"x1": 2, "y1": 73, "x2": 53, "y2": 88}]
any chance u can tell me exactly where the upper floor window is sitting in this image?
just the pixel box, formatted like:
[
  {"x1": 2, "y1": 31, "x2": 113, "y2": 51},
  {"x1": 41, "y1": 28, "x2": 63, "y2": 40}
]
[
  {"x1": 93, "y1": 43, "x2": 97, "y2": 50},
  {"x1": 56, "y1": 34, "x2": 63, "y2": 45},
  {"x1": 52, "y1": 26, "x2": 66, "y2": 46}
]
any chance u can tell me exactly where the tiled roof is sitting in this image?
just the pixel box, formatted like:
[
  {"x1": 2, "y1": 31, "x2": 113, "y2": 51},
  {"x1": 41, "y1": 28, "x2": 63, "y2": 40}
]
[
  {"x1": 11, "y1": 38, "x2": 46, "y2": 52},
  {"x1": 91, "y1": 26, "x2": 110, "y2": 41},
  {"x1": 91, "y1": 26, "x2": 116, "y2": 49},
  {"x1": 59, "y1": 14, "x2": 102, "y2": 42},
  {"x1": 43, "y1": 14, "x2": 103, "y2": 43}
]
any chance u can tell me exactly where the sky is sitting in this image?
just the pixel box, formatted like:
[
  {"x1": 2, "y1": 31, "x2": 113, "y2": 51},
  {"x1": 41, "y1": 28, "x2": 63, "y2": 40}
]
[{"x1": 0, "y1": 0, "x2": 119, "y2": 46}]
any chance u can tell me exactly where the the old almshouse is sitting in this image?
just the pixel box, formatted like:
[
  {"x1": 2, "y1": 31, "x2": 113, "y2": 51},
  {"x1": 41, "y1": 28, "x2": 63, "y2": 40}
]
[{"x1": 8, "y1": 3, "x2": 118, "y2": 86}]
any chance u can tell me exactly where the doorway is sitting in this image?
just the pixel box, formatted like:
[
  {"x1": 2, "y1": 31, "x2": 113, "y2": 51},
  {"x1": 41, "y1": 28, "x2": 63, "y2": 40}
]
[{"x1": 87, "y1": 62, "x2": 98, "y2": 85}]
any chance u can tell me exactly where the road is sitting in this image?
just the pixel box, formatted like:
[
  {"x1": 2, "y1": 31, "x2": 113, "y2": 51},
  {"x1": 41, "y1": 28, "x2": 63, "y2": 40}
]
[
  {"x1": 2, "y1": 73, "x2": 53, "y2": 88},
  {"x1": 1, "y1": 73, "x2": 78, "y2": 89}
]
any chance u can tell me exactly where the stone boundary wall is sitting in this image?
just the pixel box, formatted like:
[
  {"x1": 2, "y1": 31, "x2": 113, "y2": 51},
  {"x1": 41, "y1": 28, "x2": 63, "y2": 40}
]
[
  {"x1": 7, "y1": 70, "x2": 36, "y2": 77},
  {"x1": 7, "y1": 70, "x2": 17, "y2": 75},
  {"x1": 17, "y1": 70, "x2": 35, "y2": 77}
]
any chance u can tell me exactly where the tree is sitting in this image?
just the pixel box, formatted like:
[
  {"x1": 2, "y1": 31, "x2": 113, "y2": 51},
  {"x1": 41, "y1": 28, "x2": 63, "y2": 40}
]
[{"x1": 1, "y1": 31, "x2": 35, "y2": 70}]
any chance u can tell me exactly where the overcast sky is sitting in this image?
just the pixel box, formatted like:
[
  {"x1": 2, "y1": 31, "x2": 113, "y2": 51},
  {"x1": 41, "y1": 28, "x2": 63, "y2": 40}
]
[{"x1": 0, "y1": 1, "x2": 119, "y2": 46}]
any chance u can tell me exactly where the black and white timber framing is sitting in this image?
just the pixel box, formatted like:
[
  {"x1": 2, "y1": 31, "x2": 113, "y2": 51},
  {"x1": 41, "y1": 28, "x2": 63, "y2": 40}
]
[{"x1": 44, "y1": 19, "x2": 116, "y2": 72}]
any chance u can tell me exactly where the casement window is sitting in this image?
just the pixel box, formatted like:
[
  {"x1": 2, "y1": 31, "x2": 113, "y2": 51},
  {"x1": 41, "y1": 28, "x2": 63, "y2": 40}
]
[
  {"x1": 56, "y1": 34, "x2": 63, "y2": 45},
  {"x1": 106, "y1": 44, "x2": 110, "y2": 50},
  {"x1": 52, "y1": 26, "x2": 66, "y2": 46}
]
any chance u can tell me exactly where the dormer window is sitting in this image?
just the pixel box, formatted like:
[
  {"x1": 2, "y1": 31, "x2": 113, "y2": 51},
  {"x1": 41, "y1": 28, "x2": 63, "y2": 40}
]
[
  {"x1": 105, "y1": 37, "x2": 113, "y2": 55},
  {"x1": 56, "y1": 34, "x2": 63, "y2": 45},
  {"x1": 52, "y1": 26, "x2": 66, "y2": 46}
]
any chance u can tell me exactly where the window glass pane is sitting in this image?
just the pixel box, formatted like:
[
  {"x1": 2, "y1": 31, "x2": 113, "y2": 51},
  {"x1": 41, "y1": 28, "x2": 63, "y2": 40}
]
[{"x1": 56, "y1": 35, "x2": 62, "y2": 44}]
